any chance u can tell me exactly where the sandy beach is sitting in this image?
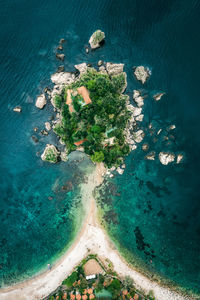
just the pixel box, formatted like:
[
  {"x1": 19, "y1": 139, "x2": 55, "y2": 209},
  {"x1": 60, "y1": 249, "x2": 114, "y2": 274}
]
[{"x1": 0, "y1": 163, "x2": 192, "y2": 300}]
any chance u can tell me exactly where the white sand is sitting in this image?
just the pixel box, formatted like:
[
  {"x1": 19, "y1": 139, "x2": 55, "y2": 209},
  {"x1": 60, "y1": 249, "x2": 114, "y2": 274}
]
[{"x1": 0, "y1": 163, "x2": 192, "y2": 300}]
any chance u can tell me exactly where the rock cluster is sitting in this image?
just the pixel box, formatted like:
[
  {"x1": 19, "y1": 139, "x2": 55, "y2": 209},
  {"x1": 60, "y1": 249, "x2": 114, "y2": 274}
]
[
  {"x1": 51, "y1": 72, "x2": 75, "y2": 85},
  {"x1": 134, "y1": 66, "x2": 151, "y2": 84},
  {"x1": 133, "y1": 90, "x2": 144, "y2": 107},
  {"x1": 35, "y1": 94, "x2": 46, "y2": 109},
  {"x1": 159, "y1": 152, "x2": 175, "y2": 165},
  {"x1": 89, "y1": 30, "x2": 105, "y2": 49},
  {"x1": 75, "y1": 63, "x2": 88, "y2": 75}
]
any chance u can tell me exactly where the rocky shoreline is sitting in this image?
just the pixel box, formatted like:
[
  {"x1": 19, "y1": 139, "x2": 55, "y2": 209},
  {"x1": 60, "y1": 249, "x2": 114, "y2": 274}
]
[{"x1": 33, "y1": 30, "x2": 184, "y2": 177}]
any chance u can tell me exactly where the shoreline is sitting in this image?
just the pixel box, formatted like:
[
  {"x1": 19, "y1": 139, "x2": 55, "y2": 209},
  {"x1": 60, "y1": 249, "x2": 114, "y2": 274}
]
[{"x1": 0, "y1": 163, "x2": 193, "y2": 300}]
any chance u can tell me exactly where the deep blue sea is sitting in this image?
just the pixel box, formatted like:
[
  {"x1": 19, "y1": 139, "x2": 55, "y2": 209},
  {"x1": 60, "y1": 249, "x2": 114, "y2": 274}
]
[{"x1": 0, "y1": 0, "x2": 200, "y2": 297}]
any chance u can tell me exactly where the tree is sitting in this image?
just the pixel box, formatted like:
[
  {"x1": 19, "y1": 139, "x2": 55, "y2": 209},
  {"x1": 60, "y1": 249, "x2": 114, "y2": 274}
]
[{"x1": 91, "y1": 151, "x2": 104, "y2": 163}]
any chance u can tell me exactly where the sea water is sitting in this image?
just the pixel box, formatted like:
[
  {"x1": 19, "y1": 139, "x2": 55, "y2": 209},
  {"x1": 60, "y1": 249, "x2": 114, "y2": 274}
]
[{"x1": 0, "y1": 0, "x2": 200, "y2": 296}]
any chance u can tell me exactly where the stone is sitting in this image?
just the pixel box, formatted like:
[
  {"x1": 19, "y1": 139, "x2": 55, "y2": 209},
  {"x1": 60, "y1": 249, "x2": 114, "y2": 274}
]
[
  {"x1": 56, "y1": 53, "x2": 65, "y2": 61},
  {"x1": 134, "y1": 66, "x2": 151, "y2": 84},
  {"x1": 13, "y1": 106, "x2": 22, "y2": 112},
  {"x1": 51, "y1": 72, "x2": 75, "y2": 85},
  {"x1": 35, "y1": 94, "x2": 47, "y2": 109},
  {"x1": 85, "y1": 46, "x2": 89, "y2": 54},
  {"x1": 106, "y1": 63, "x2": 124, "y2": 76},
  {"x1": 57, "y1": 65, "x2": 65, "y2": 73},
  {"x1": 40, "y1": 129, "x2": 48, "y2": 136},
  {"x1": 142, "y1": 143, "x2": 149, "y2": 151},
  {"x1": 135, "y1": 114, "x2": 144, "y2": 122},
  {"x1": 133, "y1": 107, "x2": 142, "y2": 117},
  {"x1": 99, "y1": 66, "x2": 107, "y2": 74},
  {"x1": 167, "y1": 124, "x2": 176, "y2": 131},
  {"x1": 89, "y1": 30, "x2": 105, "y2": 49},
  {"x1": 57, "y1": 45, "x2": 63, "y2": 50},
  {"x1": 31, "y1": 135, "x2": 39, "y2": 143},
  {"x1": 159, "y1": 152, "x2": 175, "y2": 165},
  {"x1": 60, "y1": 151, "x2": 68, "y2": 162},
  {"x1": 157, "y1": 129, "x2": 162, "y2": 135},
  {"x1": 177, "y1": 154, "x2": 184, "y2": 164},
  {"x1": 133, "y1": 90, "x2": 144, "y2": 107},
  {"x1": 33, "y1": 127, "x2": 38, "y2": 132},
  {"x1": 153, "y1": 92, "x2": 165, "y2": 101},
  {"x1": 133, "y1": 130, "x2": 145, "y2": 143},
  {"x1": 116, "y1": 167, "x2": 124, "y2": 175},
  {"x1": 59, "y1": 38, "x2": 66, "y2": 44},
  {"x1": 98, "y1": 60, "x2": 103, "y2": 67},
  {"x1": 44, "y1": 87, "x2": 51, "y2": 95},
  {"x1": 41, "y1": 144, "x2": 60, "y2": 163},
  {"x1": 45, "y1": 122, "x2": 51, "y2": 131},
  {"x1": 145, "y1": 151, "x2": 156, "y2": 160},
  {"x1": 74, "y1": 63, "x2": 88, "y2": 74}
]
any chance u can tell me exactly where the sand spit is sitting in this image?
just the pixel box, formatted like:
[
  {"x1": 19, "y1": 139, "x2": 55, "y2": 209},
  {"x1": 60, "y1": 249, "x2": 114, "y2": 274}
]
[{"x1": 0, "y1": 163, "x2": 192, "y2": 300}]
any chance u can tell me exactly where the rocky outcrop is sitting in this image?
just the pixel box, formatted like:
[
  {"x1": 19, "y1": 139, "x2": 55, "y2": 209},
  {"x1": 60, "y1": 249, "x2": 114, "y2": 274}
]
[
  {"x1": 45, "y1": 122, "x2": 51, "y2": 131},
  {"x1": 133, "y1": 130, "x2": 145, "y2": 143},
  {"x1": 35, "y1": 94, "x2": 47, "y2": 109},
  {"x1": 89, "y1": 30, "x2": 105, "y2": 49},
  {"x1": 41, "y1": 144, "x2": 60, "y2": 163},
  {"x1": 56, "y1": 53, "x2": 65, "y2": 61},
  {"x1": 134, "y1": 66, "x2": 151, "y2": 84},
  {"x1": 133, "y1": 90, "x2": 144, "y2": 107},
  {"x1": 177, "y1": 154, "x2": 184, "y2": 164},
  {"x1": 159, "y1": 152, "x2": 175, "y2": 165},
  {"x1": 74, "y1": 63, "x2": 88, "y2": 75},
  {"x1": 153, "y1": 92, "x2": 165, "y2": 101},
  {"x1": 106, "y1": 63, "x2": 124, "y2": 76},
  {"x1": 51, "y1": 72, "x2": 75, "y2": 85},
  {"x1": 13, "y1": 106, "x2": 22, "y2": 112},
  {"x1": 60, "y1": 150, "x2": 68, "y2": 162}
]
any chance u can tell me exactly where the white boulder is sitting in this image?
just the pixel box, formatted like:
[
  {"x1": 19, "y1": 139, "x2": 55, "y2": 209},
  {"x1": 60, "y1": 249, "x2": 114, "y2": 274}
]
[
  {"x1": 133, "y1": 90, "x2": 144, "y2": 107},
  {"x1": 133, "y1": 130, "x2": 145, "y2": 143},
  {"x1": 159, "y1": 152, "x2": 175, "y2": 165},
  {"x1": 13, "y1": 106, "x2": 22, "y2": 112},
  {"x1": 177, "y1": 154, "x2": 184, "y2": 164},
  {"x1": 35, "y1": 94, "x2": 47, "y2": 109},
  {"x1": 145, "y1": 151, "x2": 156, "y2": 160},
  {"x1": 45, "y1": 122, "x2": 51, "y2": 131},
  {"x1": 153, "y1": 92, "x2": 165, "y2": 101},
  {"x1": 134, "y1": 66, "x2": 151, "y2": 84}
]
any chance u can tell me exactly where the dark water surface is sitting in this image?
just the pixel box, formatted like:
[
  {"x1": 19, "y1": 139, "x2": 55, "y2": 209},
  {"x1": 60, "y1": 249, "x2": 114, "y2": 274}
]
[{"x1": 0, "y1": 0, "x2": 200, "y2": 296}]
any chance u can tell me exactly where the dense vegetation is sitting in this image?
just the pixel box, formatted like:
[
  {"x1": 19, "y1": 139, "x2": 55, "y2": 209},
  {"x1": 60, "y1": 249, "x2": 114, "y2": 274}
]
[{"x1": 53, "y1": 68, "x2": 130, "y2": 167}]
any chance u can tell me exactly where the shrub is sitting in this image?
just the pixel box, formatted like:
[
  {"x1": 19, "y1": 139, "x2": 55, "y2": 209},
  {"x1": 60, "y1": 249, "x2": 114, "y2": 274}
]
[
  {"x1": 62, "y1": 271, "x2": 78, "y2": 287},
  {"x1": 91, "y1": 151, "x2": 105, "y2": 163},
  {"x1": 54, "y1": 95, "x2": 63, "y2": 109}
]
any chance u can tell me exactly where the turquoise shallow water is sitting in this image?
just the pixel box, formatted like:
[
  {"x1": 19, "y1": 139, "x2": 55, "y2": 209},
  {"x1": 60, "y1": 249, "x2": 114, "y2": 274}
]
[{"x1": 0, "y1": 0, "x2": 200, "y2": 296}]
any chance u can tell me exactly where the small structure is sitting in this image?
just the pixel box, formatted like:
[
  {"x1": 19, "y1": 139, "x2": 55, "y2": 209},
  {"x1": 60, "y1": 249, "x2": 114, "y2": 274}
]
[
  {"x1": 74, "y1": 139, "x2": 87, "y2": 147},
  {"x1": 86, "y1": 274, "x2": 96, "y2": 280},
  {"x1": 77, "y1": 86, "x2": 92, "y2": 104}
]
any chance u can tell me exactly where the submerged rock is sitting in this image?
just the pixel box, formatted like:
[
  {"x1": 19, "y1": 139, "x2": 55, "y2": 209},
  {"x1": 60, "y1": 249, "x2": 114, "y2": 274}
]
[
  {"x1": 41, "y1": 144, "x2": 60, "y2": 163},
  {"x1": 35, "y1": 94, "x2": 47, "y2": 109},
  {"x1": 89, "y1": 30, "x2": 105, "y2": 49},
  {"x1": 98, "y1": 60, "x2": 103, "y2": 67},
  {"x1": 31, "y1": 135, "x2": 39, "y2": 143},
  {"x1": 74, "y1": 63, "x2": 88, "y2": 75},
  {"x1": 40, "y1": 129, "x2": 48, "y2": 136},
  {"x1": 51, "y1": 72, "x2": 75, "y2": 85},
  {"x1": 106, "y1": 63, "x2": 124, "y2": 76},
  {"x1": 153, "y1": 92, "x2": 165, "y2": 101},
  {"x1": 159, "y1": 151, "x2": 175, "y2": 165},
  {"x1": 56, "y1": 53, "x2": 65, "y2": 61},
  {"x1": 13, "y1": 106, "x2": 22, "y2": 113},
  {"x1": 134, "y1": 66, "x2": 151, "y2": 84}
]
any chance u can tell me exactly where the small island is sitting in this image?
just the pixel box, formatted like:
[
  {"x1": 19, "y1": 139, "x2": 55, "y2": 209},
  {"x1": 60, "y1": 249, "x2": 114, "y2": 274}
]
[{"x1": 42, "y1": 63, "x2": 137, "y2": 168}]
